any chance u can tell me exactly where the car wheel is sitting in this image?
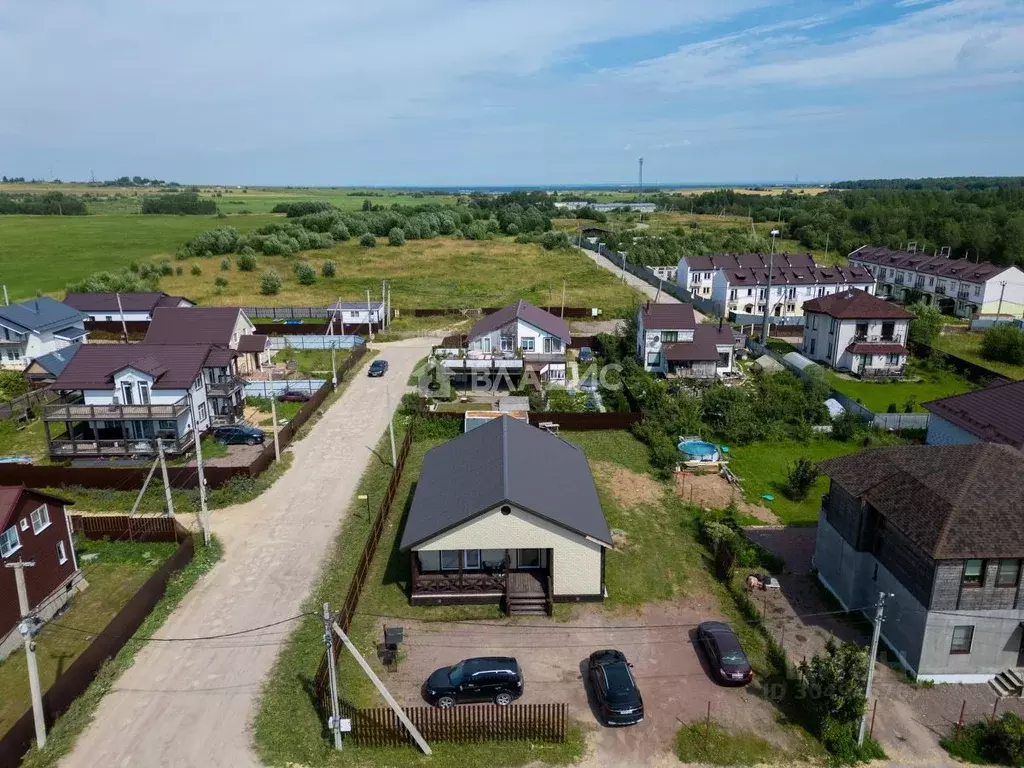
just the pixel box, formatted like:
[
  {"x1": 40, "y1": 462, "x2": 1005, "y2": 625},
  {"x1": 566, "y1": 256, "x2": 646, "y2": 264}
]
[
  {"x1": 246, "y1": 437, "x2": 257, "y2": 446},
  {"x1": 436, "y1": 696, "x2": 456, "y2": 709},
  {"x1": 495, "y1": 692, "x2": 513, "y2": 706}
]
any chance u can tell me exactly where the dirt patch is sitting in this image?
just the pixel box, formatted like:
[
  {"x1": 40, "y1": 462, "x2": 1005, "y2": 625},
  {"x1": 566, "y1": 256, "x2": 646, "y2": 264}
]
[
  {"x1": 592, "y1": 461, "x2": 665, "y2": 509},
  {"x1": 676, "y1": 470, "x2": 779, "y2": 524}
]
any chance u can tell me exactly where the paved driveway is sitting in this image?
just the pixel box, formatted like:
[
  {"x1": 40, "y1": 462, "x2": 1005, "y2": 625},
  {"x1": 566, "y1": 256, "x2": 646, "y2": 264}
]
[{"x1": 62, "y1": 338, "x2": 433, "y2": 768}]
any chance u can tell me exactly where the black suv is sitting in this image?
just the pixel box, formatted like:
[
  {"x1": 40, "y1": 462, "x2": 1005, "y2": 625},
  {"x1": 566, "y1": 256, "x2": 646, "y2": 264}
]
[
  {"x1": 423, "y1": 657, "x2": 524, "y2": 708},
  {"x1": 587, "y1": 649, "x2": 644, "y2": 726}
]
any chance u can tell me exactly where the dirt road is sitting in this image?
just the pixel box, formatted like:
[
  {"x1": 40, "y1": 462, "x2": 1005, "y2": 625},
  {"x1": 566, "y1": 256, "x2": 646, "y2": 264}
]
[
  {"x1": 61, "y1": 339, "x2": 433, "y2": 768},
  {"x1": 577, "y1": 246, "x2": 681, "y2": 306}
]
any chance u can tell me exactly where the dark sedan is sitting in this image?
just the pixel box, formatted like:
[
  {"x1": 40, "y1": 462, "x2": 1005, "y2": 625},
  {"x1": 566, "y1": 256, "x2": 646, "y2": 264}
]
[
  {"x1": 368, "y1": 359, "x2": 389, "y2": 377},
  {"x1": 212, "y1": 424, "x2": 266, "y2": 446},
  {"x1": 696, "y1": 621, "x2": 753, "y2": 685},
  {"x1": 276, "y1": 389, "x2": 312, "y2": 402},
  {"x1": 587, "y1": 649, "x2": 644, "y2": 726}
]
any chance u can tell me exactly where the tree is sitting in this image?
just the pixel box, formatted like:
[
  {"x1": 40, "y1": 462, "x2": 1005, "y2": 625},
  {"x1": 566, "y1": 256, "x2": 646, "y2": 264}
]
[
  {"x1": 0, "y1": 370, "x2": 30, "y2": 400},
  {"x1": 220, "y1": 257, "x2": 231, "y2": 271},
  {"x1": 294, "y1": 262, "x2": 317, "y2": 285},
  {"x1": 797, "y1": 639, "x2": 869, "y2": 735},
  {"x1": 981, "y1": 325, "x2": 1024, "y2": 365},
  {"x1": 190, "y1": 263, "x2": 202, "y2": 276},
  {"x1": 785, "y1": 457, "x2": 820, "y2": 500},
  {"x1": 321, "y1": 259, "x2": 336, "y2": 277},
  {"x1": 260, "y1": 269, "x2": 282, "y2": 296},
  {"x1": 907, "y1": 302, "x2": 943, "y2": 347},
  {"x1": 360, "y1": 233, "x2": 376, "y2": 248},
  {"x1": 388, "y1": 227, "x2": 406, "y2": 246},
  {"x1": 237, "y1": 250, "x2": 257, "y2": 272}
]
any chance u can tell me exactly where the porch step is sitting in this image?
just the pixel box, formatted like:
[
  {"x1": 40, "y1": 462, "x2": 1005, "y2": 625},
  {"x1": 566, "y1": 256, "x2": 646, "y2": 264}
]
[
  {"x1": 989, "y1": 669, "x2": 1024, "y2": 698},
  {"x1": 507, "y1": 596, "x2": 549, "y2": 616}
]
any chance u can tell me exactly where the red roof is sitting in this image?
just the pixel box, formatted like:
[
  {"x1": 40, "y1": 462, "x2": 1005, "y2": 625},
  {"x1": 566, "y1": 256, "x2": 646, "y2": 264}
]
[
  {"x1": 144, "y1": 307, "x2": 245, "y2": 346},
  {"x1": 641, "y1": 303, "x2": 696, "y2": 331},
  {"x1": 803, "y1": 289, "x2": 913, "y2": 320},
  {"x1": 684, "y1": 253, "x2": 816, "y2": 271},
  {"x1": 846, "y1": 342, "x2": 908, "y2": 355},
  {"x1": 53, "y1": 344, "x2": 216, "y2": 390},
  {"x1": 923, "y1": 379, "x2": 1024, "y2": 449},
  {"x1": 63, "y1": 292, "x2": 193, "y2": 313},
  {"x1": 237, "y1": 335, "x2": 268, "y2": 354}
]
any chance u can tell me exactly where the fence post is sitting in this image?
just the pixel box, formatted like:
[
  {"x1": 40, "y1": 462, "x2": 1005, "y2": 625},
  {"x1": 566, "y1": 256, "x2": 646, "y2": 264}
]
[
  {"x1": 869, "y1": 700, "x2": 877, "y2": 739},
  {"x1": 705, "y1": 700, "x2": 711, "y2": 743},
  {"x1": 955, "y1": 699, "x2": 966, "y2": 741}
]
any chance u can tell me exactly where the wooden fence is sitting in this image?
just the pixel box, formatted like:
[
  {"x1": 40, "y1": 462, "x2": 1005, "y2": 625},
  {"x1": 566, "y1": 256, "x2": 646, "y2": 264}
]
[
  {"x1": 70, "y1": 514, "x2": 187, "y2": 543},
  {"x1": 82, "y1": 320, "x2": 150, "y2": 338},
  {"x1": 0, "y1": 388, "x2": 60, "y2": 421},
  {"x1": 339, "y1": 703, "x2": 568, "y2": 747},
  {"x1": 0, "y1": 518, "x2": 194, "y2": 766}
]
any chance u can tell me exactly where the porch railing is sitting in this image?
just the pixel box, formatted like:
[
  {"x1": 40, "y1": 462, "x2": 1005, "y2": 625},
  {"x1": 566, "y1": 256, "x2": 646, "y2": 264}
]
[
  {"x1": 47, "y1": 434, "x2": 194, "y2": 458},
  {"x1": 852, "y1": 333, "x2": 904, "y2": 344},
  {"x1": 43, "y1": 396, "x2": 190, "y2": 422},
  {"x1": 206, "y1": 376, "x2": 246, "y2": 396}
]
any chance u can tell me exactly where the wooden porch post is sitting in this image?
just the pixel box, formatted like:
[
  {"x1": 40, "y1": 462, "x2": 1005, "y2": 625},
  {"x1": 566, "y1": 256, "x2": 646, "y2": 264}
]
[
  {"x1": 458, "y1": 550, "x2": 464, "y2": 590},
  {"x1": 410, "y1": 552, "x2": 419, "y2": 596}
]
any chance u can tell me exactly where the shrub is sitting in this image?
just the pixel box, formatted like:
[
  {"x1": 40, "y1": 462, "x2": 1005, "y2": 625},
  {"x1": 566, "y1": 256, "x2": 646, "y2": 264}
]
[
  {"x1": 175, "y1": 266, "x2": 183, "y2": 276},
  {"x1": 540, "y1": 230, "x2": 571, "y2": 250},
  {"x1": 359, "y1": 233, "x2": 376, "y2": 248},
  {"x1": 903, "y1": 396, "x2": 917, "y2": 413},
  {"x1": 220, "y1": 257, "x2": 231, "y2": 271},
  {"x1": 785, "y1": 457, "x2": 819, "y2": 500},
  {"x1": 190, "y1": 263, "x2": 202, "y2": 276},
  {"x1": 886, "y1": 402, "x2": 898, "y2": 413},
  {"x1": 388, "y1": 227, "x2": 406, "y2": 246},
  {"x1": 214, "y1": 275, "x2": 228, "y2": 288},
  {"x1": 0, "y1": 370, "x2": 30, "y2": 400},
  {"x1": 907, "y1": 302, "x2": 944, "y2": 347},
  {"x1": 981, "y1": 325, "x2": 1024, "y2": 365},
  {"x1": 236, "y1": 250, "x2": 257, "y2": 272},
  {"x1": 505, "y1": 222, "x2": 519, "y2": 236},
  {"x1": 832, "y1": 409, "x2": 859, "y2": 441},
  {"x1": 321, "y1": 260, "x2": 336, "y2": 278},
  {"x1": 158, "y1": 261, "x2": 174, "y2": 276},
  {"x1": 260, "y1": 269, "x2": 282, "y2": 296},
  {"x1": 330, "y1": 222, "x2": 350, "y2": 241},
  {"x1": 294, "y1": 262, "x2": 317, "y2": 285},
  {"x1": 943, "y1": 712, "x2": 1024, "y2": 766}
]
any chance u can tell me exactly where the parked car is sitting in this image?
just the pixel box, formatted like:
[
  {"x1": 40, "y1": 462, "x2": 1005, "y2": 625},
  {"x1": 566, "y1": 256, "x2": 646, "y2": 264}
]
[
  {"x1": 587, "y1": 649, "x2": 644, "y2": 726},
  {"x1": 579, "y1": 346, "x2": 594, "y2": 362},
  {"x1": 368, "y1": 359, "x2": 389, "y2": 377},
  {"x1": 696, "y1": 621, "x2": 753, "y2": 685},
  {"x1": 212, "y1": 424, "x2": 266, "y2": 446},
  {"x1": 423, "y1": 657, "x2": 524, "y2": 708},
  {"x1": 277, "y1": 389, "x2": 312, "y2": 402}
]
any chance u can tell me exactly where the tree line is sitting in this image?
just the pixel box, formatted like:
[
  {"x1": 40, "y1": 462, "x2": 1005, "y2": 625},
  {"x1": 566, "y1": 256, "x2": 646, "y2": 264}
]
[
  {"x1": 141, "y1": 191, "x2": 218, "y2": 215},
  {"x1": 0, "y1": 191, "x2": 87, "y2": 215}
]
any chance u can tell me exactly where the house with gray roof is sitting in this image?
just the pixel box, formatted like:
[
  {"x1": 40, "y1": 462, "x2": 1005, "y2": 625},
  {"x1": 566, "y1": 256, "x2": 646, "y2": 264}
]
[
  {"x1": 23, "y1": 345, "x2": 80, "y2": 385},
  {"x1": 63, "y1": 292, "x2": 193, "y2": 322},
  {"x1": 400, "y1": 415, "x2": 611, "y2": 614},
  {"x1": 815, "y1": 443, "x2": 1024, "y2": 688},
  {"x1": 0, "y1": 296, "x2": 88, "y2": 370}
]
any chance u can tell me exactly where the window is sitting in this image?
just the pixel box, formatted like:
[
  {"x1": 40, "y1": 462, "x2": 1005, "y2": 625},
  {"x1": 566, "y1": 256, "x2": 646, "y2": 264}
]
[
  {"x1": 481, "y1": 549, "x2": 505, "y2": 570},
  {"x1": 521, "y1": 338, "x2": 535, "y2": 352},
  {"x1": 194, "y1": 377, "x2": 203, "y2": 392},
  {"x1": 30, "y1": 505, "x2": 51, "y2": 534},
  {"x1": 57, "y1": 540, "x2": 67, "y2": 565},
  {"x1": 661, "y1": 331, "x2": 678, "y2": 343},
  {"x1": 139, "y1": 382, "x2": 151, "y2": 405},
  {"x1": 121, "y1": 381, "x2": 134, "y2": 404},
  {"x1": 463, "y1": 550, "x2": 481, "y2": 570},
  {"x1": 995, "y1": 559, "x2": 1020, "y2": 588},
  {"x1": 950, "y1": 625, "x2": 974, "y2": 654},
  {"x1": 418, "y1": 551, "x2": 440, "y2": 571},
  {"x1": 646, "y1": 352, "x2": 661, "y2": 366},
  {"x1": 974, "y1": 285, "x2": 981, "y2": 297},
  {"x1": 0, "y1": 526, "x2": 20, "y2": 558},
  {"x1": 809, "y1": 338, "x2": 816, "y2": 355},
  {"x1": 19, "y1": 518, "x2": 28, "y2": 531},
  {"x1": 962, "y1": 559, "x2": 984, "y2": 587},
  {"x1": 105, "y1": 315, "x2": 114, "y2": 321},
  {"x1": 887, "y1": 354, "x2": 900, "y2": 365},
  {"x1": 811, "y1": 314, "x2": 818, "y2": 330},
  {"x1": 829, "y1": 319, "x2": 838, "y2": 335},
  {"x1": 159, "y1": 420, "x2": 177, "y2": 431},
  {"x1": 440, "y1": 551, "x2": 460, "y2": 571},
  {"x1": 197, "y1": 401, "x2": 208, "y2": 422},
  {"x1": 518, "y1": 549, "x2": 542, "y2": 569}
]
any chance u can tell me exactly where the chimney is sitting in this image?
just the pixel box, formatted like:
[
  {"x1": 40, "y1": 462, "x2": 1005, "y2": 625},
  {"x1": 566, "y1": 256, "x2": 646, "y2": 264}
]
[{"x1": 718, "y1": 317, "x2": 723, "y2": 331}]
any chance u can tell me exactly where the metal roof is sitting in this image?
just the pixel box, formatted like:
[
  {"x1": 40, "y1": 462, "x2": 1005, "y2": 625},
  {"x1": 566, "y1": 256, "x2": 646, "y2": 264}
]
[
  {"x1": 28, "y1": 346, "x2": 80, "y2": 376},
  {"x1": 62, "y1": 292, "x2": 193, "y2": 313},
  {"x1": 802, "y1": 289, "x2": 913, "y2": 320},
  {"x1": 399, "y1": 416, "x2": 611, "y2": 550},
  {"x1": 144, "y1": 307, "x2": 245, "y2": 345},
  {"x1": 53, "y1": 343, "x2": 216, "y2": 390},
  {"x1": 923, "y1": 379, "x2": 1024, "y2": 449},
  {"x1": 467, "y1": 300, "x2": 571, "y2": 343},
  {"x1": 0, "y1": 297, "x2": 87, "y2": 334}
]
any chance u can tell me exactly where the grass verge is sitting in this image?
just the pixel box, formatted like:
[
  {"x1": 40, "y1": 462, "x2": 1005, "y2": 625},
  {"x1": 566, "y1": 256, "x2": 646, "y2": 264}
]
[
  {"x1": 675, "y1": 721, "x2": 800, "y2": 766},
  {"x1": 933, "y1": 333, "x2": 1024, "y2": 381},
  {"x1": 19, "y1": 534, "x2": 223, "y2": 768}
]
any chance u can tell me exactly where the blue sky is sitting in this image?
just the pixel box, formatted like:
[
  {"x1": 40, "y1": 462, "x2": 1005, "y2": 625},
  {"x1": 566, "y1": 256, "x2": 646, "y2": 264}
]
[{"x1": 1, "y1": 0, "x2": 1022, "y2": 186}]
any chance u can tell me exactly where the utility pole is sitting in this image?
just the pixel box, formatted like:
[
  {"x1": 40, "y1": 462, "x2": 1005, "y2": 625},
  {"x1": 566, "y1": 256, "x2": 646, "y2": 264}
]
[
  {"x1": 858, "y1": 591, "x2": 889, "y2": 746},
  {"x1": 323, "y1": 603, "x2": 343, "y2": 751},
  {"x1": 331, "y1": 346, "x2": 338, "y2": 391},
  {"x1": 269, "y1": 369, "x2": 281, "y2": 462},
  {"x1": 760, "y1": 229, "x2": 780, "y2": 343},
  {"x1": 655, "y1": 278, "x2": 663, "y2": 304},
  {"x1": 6, "y1": 561, "x2": 46, "y2": 749},
  {"x1": 2, "y1": 285, "x2": 8, "y2": 306},
  {"x1": 189, "y1": 392, "x2": 210, "y2": 546},
  {"x1": 115, "y1": 292, "x2": 129, "y2": 343},
  {"x1": 129, "y1": 457, "x2": 160, "y2": 516},
  {"x1": 381, "y1": 280, "x2": 387, "y2": 331},
  {"x1": 366, "y1": 289, "x2": 374, "y2": 340},
  {"x1": 560, "y1": 280, "x2": 566, "y2": 319},
  {"x1": 997, "y1": 281, "x2": 1007, "y2": 319},
  {"x1": 620, "y1": 252, "x2": 626, "y2": 283},
  {"x1": 157, "y1": 439, "x2": 175, "y2": 517},
  {"x1": 337, "y1": 295, "x2": 345, "y2": 337},
  {"x1": 386, "y1": 384, "x2": 397, "y2": 468}
]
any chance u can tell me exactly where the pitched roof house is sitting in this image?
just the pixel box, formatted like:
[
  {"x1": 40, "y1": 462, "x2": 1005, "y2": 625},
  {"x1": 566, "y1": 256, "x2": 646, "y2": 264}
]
[
  {"x1": 923, "y1": 379, "x2": 1024, "y2": 449},
  {"x1": 636, "y1": 303, "x2": 736, "y2": 378},
  {"x1": 63, "y1": 292, "x2": 193, "y2": 322},
  {"x1": 23, "y1": 345, "x2": 80, "y2": 385},
  {"x1": 0, "y1": 297, "x2": 88, "y2": 370},
  {"x1": 814, "y1": 443, "x2": 1024, "y2": 683},
  {"x1": 401, "y1": 416, "x2": 611, "y2": 613},
  {"x1": 143, "y1": 307, "x2": 266, "y2": 373},
  {"x1": 677, "y1": 252, "x2": 817, "y2": 300},
  {"x1": 1, "y1": 486, "x2": 81, "y2": 660}
]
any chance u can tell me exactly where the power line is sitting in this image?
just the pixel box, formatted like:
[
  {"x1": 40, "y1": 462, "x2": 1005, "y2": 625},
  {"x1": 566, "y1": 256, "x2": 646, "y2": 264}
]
[{"x1": 42, "y1": 611, "x2": 316, "y2": 644}]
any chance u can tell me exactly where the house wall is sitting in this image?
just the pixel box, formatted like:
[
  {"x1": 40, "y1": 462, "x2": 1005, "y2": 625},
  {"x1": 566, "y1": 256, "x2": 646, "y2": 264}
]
[
  {"x1": 336, "y1": 307, "x2": 383, "y2": 325},
  {"x1": 85, "y1": 310, "x2": 153, "y2": 322},
  {"x1": 718, "y1": 276, "x2": 876, "y2": 324},
  {"x1": 80, "y1": 377, "x2": 210, "y2": 435},
  {"x1": 229, "y1": 312, "x2": 256, "y2": 350},
  {"x1": 932, "y1": 560, "x2": 1021, "y2": 612},
  {"x1": 0, "y1": 495, "x2": 81, "y2": 660},
  {"x1": 635, "y1": 312, "x2": 695, "y2": 373},
  {"x1": 917, "y1": 610, "x2": 1024, "y2": 682},
  {"x1": 980, "y1": 267, "x2": 1024, "y2": 316},
  {"x1": 413, "y1": 503, "x2": 605, "y2": 597},
  {"x1": 1, "y1": 329, "x2": 83, "y2": 369},
  {"x1": 925, "y1": 415, "x2": 982, "y2": 446},
  {"x1": 470, "y1": 319, "x2": 566, "y2": 356}
]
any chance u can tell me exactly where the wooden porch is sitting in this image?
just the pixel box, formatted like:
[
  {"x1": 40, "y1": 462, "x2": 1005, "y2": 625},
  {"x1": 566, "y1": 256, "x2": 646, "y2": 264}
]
[{"x1": 409, "y1": 549, "x2": 553, "y2": 616}]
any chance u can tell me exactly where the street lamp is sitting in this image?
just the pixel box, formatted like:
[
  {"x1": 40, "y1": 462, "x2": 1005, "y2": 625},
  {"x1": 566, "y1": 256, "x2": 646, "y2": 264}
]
[
  {"x1": 761, "y1": 229, "x2": 781, "y2": 343},
  {"x1": 357, "y1": 494, "x2": 370, "y2": 519}
]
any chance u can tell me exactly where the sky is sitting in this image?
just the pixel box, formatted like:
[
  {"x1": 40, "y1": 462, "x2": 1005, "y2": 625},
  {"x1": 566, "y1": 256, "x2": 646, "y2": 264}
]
[{"x1": 1, "y1": 0, "x2": 1023, "y2": 186}]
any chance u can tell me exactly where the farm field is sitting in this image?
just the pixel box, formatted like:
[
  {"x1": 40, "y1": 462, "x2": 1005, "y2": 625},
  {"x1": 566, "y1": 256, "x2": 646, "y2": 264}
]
[{"x1": 0, "y1": 213, "x2": 277, "y2": 301}]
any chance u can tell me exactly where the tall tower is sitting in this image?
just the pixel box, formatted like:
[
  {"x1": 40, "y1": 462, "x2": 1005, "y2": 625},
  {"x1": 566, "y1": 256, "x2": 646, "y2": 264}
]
[{"x1": 638, "y1": 157, "x2": 644, "y2": 200}]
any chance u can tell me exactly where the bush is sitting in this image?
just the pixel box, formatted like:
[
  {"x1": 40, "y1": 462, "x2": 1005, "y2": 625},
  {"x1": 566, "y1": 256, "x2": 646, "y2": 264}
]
[
  {"x1": 220, "y1": 257, "x2": 231, "y2": 271},
  {"x1": 260, "y1": 270, "x2": 282, "y2": 296},
  {"x1": 505, "y1": 222, "x2": 519, "y2": 236},
  {"x1": 175, "y1": 266, "x2": 183, "y2": 276},
  {"x1": 330, "y1": 222, "x2": 350, "y2": 241},
  {"x1": 236, "y1": 250, "x2": 257, "y2": 272},
  {"x1": 785, "y1": 457, "x2": 819, "y2": 500},
  {"x1": 388, "y1": 227, "x2": 406, "y2": 246},
  {"x1": 321, "y1": 259, "x2": 336, "y2": 277},
  {"x1": 886, "y1": 402, "x2": 898, "y2": 413},
  {"x1": 981, "y1": 325, "x2": 1024, "y2": 365},
  {"x1": 214, "y1": 276, "x2": 228, "y2": 288},
  {"x1": 294, "y1": 262, "x2": 317, "y2": 285},
  {"x1": 942, "y1": 713, "x2": 1024, "y2": 766},
  {"x1": 359, "y1": 233, "x2": 376, "y2": 248},
  {"x1": 158, "y1": 261, "x2": 174, "y2": 276},
  {"x1": 0, "y1": 370, "x2": 30, "y2": 400},
  {"x1": 190, "y1": 263, "x2": 202, "y2": 276},
  {"x1": 540, "y1": 230, "x2": 571, "y2": 250},
  {"x1": 832, "y1": 409, "x2": 859, "y2": 441}
]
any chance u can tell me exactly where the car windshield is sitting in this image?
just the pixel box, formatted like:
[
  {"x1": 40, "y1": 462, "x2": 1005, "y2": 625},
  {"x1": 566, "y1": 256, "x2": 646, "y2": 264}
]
[
  {"x1": 602, "y1": 664, "x2": 635, "y2": 702},
  {"x1": 720, "y1": 649, "x2": 747, "y2": 664},
  {"x1": 447, "y1": 662, "x2": 465, "y2": 686}
]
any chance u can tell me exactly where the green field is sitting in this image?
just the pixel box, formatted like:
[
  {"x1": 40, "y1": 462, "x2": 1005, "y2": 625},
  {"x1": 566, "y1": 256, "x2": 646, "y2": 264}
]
[
  {"x1": 934, "y1": 332, "x2": 1024, "y2": 380},
  {"x1": 825, "y1": 361, "x2": 976, "y2": 412},
  {"x1": 0, "y1": 214, "x2": 277, "y2": 301}
]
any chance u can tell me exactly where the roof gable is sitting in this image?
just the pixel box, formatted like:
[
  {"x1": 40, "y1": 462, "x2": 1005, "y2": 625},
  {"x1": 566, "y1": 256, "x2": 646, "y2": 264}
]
[
  {"x1": 467, "y1": 300, "x2": 571, "y2": 343},
  {"x1": 63, "y1": 292, "x2": 177, "y2": 313},
  {"x1": 144, "y1": 307, "x2": 245, "y2": 345},
  {"x1": 53, "y1": 343, "x2": 214, "y2": 390},
  {"x1": 0, "y1": 297, "x2": 86, "y2": 334},
  {"x1": 640, "y1": 303, "x2": 696, "y2": 331},
  {"x1": 802, "y1": 289, "x2": 913, "y2": 320},
  {"x1": 0, "y1": 485, "x2": 74, "y2": 532}
]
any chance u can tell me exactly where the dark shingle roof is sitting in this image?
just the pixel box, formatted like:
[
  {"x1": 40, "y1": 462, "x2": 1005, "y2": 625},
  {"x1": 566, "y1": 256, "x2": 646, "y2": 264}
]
[
  {"x1": 923, "y1": 380, "x2": 1024, "y2": 449},
  {"x1": 802, "y1": 289, "x2": 912, "y2": 320},
  {"x1": 722, "y1": 266, "x2": 874, "y2": 287},
  {"x1": 63, "y1": 292, "x2": 192, "y2": 313},
  {"x1": 237, "y1": 335, "x2": 268, "y2": 353},
  {"x1": 683, "y1": 253, "x2": 817, "y2": 271},
  {"x1": 849, "y1": 246, "x2": 1010, "y2": 283},
  {"x1": 467, "y1": 300, "x2": 570, "y2": 343},
  {"x1": 819, "y1": 444, "x2": 1024, "y2": 559},
  {"x1": 640, "y1": 303, "x2": 696, "y2": 331},
  {"x1": 144, "y1": 307, "x2": 245, "y2": 345},
  {"x1": 53, "y1": 344, "x2": 215, "y2": 390},
  {"x1": 399, "y1": 416, "x2": 611, "y2": 550},
  {"x1": 662, "y1": 324, "x2": 734, "y2": 362},
  {"x1": 0, "y1": 297, "x2": 87, "y2": 334}
]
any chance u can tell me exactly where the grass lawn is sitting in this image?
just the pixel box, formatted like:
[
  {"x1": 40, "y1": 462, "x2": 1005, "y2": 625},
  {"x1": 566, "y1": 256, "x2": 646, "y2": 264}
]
[
  {"x1": 0, "y1": 214, "x2": 277, "y2": 301},
  {"x1": 273, "y1": 347, "x2": 350, "y2": 376},
  {"x1": 934, "y1": 332, "x2": 1024, "y2": 381},
  {"x1": 727, "y1": 435, "x2": 905, "y2": 525},
  {"x1": 675, "y1": 721, "x2": 812, "y2": 766},
  {"x1": 0, "y1": 417, "x2": 50, "y2": 463},
  {"x1": 766, "y1": 338, "x2": 797, "y2": 354},
  {"x1": 825, "y1": 359, "x2": 976, "y2": 412},
  {"x1": 0, "y1": 538, "x2": 176, "y2": 735}
]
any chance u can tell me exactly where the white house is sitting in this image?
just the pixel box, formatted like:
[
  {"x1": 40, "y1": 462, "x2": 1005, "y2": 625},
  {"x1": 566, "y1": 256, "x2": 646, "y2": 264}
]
[
  {"x1": 144, "y1": 306, "x2": 269, "y2": 373},
  {"x1": 328, "y1": 300, "x2": 385, "y2": 327},
  {"x1": 712, "y1": 265, "x2": 876, "y2": 325},
  {"x1": 847, "y1": 245, "x2": 1024, "y2": 319},
  {"x1": 677, "y1": 253, "x2": 817, "y2": 301},
  {"x1": 43, "y1": 343, "x2": 246, "y2": 459},
  {"x1": 62, "y1": 292, "x2": 193, "y2": 322},
  {"x1": 0, "y1": 297, "x2": 88, "y2": 370},
  {"x1": 800, "y1": 289, "x2": 913, "y2": 377},
  {"x1": 922, "y1": 380, "x2": 1024, "y2": 449},
  {"x1": 636, "y1": 303, "x2": 735, "y2": 379}
]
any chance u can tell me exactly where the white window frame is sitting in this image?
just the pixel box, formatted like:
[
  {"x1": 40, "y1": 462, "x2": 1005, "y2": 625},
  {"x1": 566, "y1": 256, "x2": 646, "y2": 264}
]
[
  {"x1": 440, "y1": 550, "x2": 460, "y2": 571},
  {"x1": 139, "y1": 382, "x2": 151, "y2": 405},
  {"x1": 521, "y1": 338, "x2": 535, "y2": 352},
  {"x1": 30, "y1": 505, "x2": 51, "y2": 534},
  {"x1": 197, "y1": 401, "x2": 208, "y2": 422},
  {"x1": 463, "y1": 550, "x2": 481, "y2": 570},
  {"x1": 57, "y1": 540, "x2": 68, "y2": 565},
  {"x1": 0, "y1": 526, "x2": 21, "y2": 558},
  {"x1": 19, "y1": 518, "x2": 28, "y2": 531}
]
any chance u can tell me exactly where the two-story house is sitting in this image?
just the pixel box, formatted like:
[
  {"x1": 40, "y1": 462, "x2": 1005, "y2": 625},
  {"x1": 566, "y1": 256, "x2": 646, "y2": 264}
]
[
  {"x1": 144, "y1": 306, "x2": 269, "y2": 373},
  {"x1": 1, "y1": 485, "x2": 82, "y2": 660},
  {"x1": 815, "y1": 443, "x2": 1024, "y2": 683},
  {"x1": 0, "y1": 297, "x2": 88, "y2": 370},
  {"x1": 63, "y1": 292, "x2": 194, "y2": 322},
  {"x1": 636, "y1": 303, "x2": 735, "y2": 379},
  {"x1": 848, "y1": 245, "x2": 1024, "y2": 319},
  {"x1": 42, "y1": 343, "x2": 245, "y2": 459},
  {"x1": 677, "y1": 253, "x2": 817, "y2": 301},
  {"x1": 712, "y1": 266, "x2": 876, "y2": 325},
  {"x1": 800, "y1": 289, "x2": 912, "y2": 377},
  {"x1": 922, "y1": 380, "x2": 1024, "y2": 449}
]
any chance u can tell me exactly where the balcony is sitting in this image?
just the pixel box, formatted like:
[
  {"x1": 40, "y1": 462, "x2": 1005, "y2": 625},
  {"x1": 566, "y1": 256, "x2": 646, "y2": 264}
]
[
  {"x1": 935, "y1": 286, "x2": 946, "y2": 296},
  {"x1": 43, "y1": 395, "x2": 190, "y2": 422},
  {"x1": 957, "y1": 290, "x2": 971, "y2": 299},
  {"x1": 206, "y1": 375, "x2": 246, "y2": 397},
  {"x1": 853, "y1": 334, "x2": 904, "y2": 344},
  {"x1": 47, "y1": 433, "x2": 195, "y2": 459},
  {"x1": 0, "y1": 337, "x2": 24, "y2": 346}
]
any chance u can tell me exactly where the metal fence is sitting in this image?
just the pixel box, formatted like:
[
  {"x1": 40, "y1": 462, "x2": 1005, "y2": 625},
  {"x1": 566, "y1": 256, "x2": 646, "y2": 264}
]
[
  {"x1": 243, "y1": 379, "x2": 327, "y2": 398},
  {"x1": 268, "y1": 335, "x2": 364, "y2": 351},
  {"x1": 239, "y1": 306, "x2": 332, "y2": 319}
]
